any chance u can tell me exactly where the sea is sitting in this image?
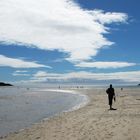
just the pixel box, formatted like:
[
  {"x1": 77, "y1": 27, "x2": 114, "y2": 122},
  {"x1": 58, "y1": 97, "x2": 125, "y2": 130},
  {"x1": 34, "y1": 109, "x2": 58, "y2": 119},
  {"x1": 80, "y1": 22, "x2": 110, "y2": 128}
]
[{"x1": 0, "y1": 86, "x2": 88, "y2": 136}]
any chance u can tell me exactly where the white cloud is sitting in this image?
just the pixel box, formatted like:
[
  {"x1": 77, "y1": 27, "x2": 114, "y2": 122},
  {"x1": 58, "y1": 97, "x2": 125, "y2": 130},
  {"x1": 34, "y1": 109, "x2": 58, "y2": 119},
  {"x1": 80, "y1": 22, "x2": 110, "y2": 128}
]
[
  {"x1": 0, "y1": 0, "x2": 128, "y2": 62},
  {"x1": 15, "y1": 70, "x2": 28, "y2": 73},
  {"x1": 75, "y1": 61, "x2": 136, "y2": 68},
  {"x1": 13, "y1": 73, "x2": 30, "y2": 76},
  {"x1": 89, "y1": 10, "x2": 127, "y2": 24},
  {"x1": 31, "y1": 70, "x2": 140, "y2": 83},
  {"x1": 13, "y1": 70, "x2": 30, "y2": 76},
  {"x1": 0, "y1": 55, "x2": 51, "y2": 68}
]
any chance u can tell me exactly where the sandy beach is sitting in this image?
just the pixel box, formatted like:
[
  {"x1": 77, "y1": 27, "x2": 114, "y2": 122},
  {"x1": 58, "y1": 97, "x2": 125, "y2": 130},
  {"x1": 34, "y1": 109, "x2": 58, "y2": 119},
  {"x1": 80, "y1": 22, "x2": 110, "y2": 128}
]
[{"x1": 1, "y1": 87, "x2": 140, "y2": 140}]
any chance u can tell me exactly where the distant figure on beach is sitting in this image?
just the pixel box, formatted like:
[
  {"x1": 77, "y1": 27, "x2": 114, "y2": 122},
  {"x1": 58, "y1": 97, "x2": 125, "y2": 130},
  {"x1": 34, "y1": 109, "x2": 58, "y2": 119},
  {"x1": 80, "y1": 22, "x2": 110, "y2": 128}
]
[{"x1": 106, "y1": 84, "x2": 116, "y2": 110}]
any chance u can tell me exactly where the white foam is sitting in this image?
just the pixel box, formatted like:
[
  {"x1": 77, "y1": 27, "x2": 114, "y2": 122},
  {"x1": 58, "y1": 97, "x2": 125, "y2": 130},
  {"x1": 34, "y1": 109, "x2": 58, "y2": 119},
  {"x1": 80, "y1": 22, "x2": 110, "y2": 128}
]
[{"x1": 37, "y1": 89, "x2": 76, "y2": 93}]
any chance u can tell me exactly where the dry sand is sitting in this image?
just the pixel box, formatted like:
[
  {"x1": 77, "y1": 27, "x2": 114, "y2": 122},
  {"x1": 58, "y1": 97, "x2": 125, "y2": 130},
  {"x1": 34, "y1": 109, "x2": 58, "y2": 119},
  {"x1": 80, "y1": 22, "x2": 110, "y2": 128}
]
[{"x1": 1, "y1": 88, "x2": 140, "y2": 140}]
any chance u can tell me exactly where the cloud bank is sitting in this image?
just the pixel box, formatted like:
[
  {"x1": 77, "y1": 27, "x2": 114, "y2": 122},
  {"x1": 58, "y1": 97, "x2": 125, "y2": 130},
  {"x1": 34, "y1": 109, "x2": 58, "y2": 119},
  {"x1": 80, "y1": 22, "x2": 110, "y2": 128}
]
[
  {"x1": 0, "y1": 55, "x2": 50, "y2": 68},
  {"x1": 30, "y1": 71, "x2": 140, "y2": 83},
  {"x1": 0, "y1": 0, "x2": 128, "y2": 63}
]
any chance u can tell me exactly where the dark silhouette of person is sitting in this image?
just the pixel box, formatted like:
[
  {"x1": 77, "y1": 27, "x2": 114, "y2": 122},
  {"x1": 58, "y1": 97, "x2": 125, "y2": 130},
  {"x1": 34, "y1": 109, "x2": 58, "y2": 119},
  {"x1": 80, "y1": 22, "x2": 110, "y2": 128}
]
[{"x1": 106, "y1": 84, "x2": 116, "y2": 110}]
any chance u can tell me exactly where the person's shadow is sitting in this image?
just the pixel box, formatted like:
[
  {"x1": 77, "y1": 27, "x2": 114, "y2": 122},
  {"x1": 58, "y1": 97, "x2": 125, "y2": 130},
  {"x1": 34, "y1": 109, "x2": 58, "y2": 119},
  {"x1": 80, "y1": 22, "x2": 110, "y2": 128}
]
[{"x1": 109, "y1": 108, "x2": 117, "y2": 111}]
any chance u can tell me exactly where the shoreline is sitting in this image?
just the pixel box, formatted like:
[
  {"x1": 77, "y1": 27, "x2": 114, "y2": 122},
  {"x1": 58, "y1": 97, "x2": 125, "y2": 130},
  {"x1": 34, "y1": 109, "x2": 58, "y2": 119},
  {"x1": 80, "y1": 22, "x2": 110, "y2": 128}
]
[
  {"x1": 37, "y1": 88, "x2": 90, "y2": 112},
  {"x1": 1, "y1": 88, "x2": 140, "y2": 140}
]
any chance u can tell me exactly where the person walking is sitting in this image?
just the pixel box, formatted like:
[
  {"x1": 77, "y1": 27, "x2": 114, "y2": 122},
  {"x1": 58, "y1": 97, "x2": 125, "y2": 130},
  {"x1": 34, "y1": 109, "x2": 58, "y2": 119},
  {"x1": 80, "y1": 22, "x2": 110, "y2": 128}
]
[{"x1": 106, "y1": 84, "x2": 116, "y2": 110}]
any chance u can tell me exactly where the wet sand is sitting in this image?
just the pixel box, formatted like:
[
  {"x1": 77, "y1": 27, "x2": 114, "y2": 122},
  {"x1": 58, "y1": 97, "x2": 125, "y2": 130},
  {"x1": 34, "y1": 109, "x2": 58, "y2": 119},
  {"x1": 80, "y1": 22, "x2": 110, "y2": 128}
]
[{"x1": 1, "y1": 88, "x2": 140, "y2": 140}]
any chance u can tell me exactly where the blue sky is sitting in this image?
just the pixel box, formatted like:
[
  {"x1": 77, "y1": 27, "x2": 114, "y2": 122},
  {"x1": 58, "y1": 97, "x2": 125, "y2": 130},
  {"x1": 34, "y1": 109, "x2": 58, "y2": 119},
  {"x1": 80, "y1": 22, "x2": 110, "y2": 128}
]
[{"x1": 0, "y1": 0, "x2": 140, "y2": 85}]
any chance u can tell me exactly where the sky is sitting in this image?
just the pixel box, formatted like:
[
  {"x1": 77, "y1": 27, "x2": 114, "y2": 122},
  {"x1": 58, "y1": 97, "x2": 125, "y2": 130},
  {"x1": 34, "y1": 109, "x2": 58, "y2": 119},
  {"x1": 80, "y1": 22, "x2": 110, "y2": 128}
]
[{"x1": 0, "y1": 0, "x2": 140, "y2": 85}]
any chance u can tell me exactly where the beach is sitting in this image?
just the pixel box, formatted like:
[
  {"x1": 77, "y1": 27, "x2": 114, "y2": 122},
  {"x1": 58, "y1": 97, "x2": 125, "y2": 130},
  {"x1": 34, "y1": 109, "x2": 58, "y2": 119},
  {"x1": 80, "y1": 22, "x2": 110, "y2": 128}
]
[{"x1": 1, "y1": 87, "x2": 140, "y2": 140}]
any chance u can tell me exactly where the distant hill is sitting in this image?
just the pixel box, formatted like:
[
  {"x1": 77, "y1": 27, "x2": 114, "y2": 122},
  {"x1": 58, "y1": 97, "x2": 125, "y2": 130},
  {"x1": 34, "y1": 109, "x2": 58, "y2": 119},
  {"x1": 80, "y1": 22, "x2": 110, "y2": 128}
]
[
  {"x1": 138, "y1": 84, "x2": 140, "y2": 86},
  {"x1": 0, "y1": 82, "x2": 13, "y2": 86}
]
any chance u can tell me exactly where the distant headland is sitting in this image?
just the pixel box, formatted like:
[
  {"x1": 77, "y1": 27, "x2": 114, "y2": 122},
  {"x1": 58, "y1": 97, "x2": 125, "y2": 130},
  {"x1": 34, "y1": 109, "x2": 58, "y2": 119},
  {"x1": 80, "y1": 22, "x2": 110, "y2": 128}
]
[{"x1": 0, "y1": 82, "x2": 13, "y2": 86}]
